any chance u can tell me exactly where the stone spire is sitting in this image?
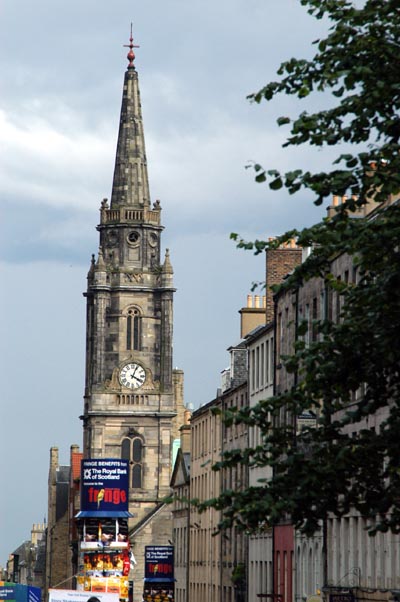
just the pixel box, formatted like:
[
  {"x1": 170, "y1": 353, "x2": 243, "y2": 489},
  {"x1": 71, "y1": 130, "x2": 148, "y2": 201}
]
[
  {"x1": 87, "y1": 253, "x2": 96, "y2": 281},
  {"x1": 95, "y1": 247, "x2": 106, "y2": 270},
  {"x1": 110, "y1": 28, "x2": 150, "y2": 209},
  {"x1": 162, "y1": 248, "x2": 173, "y2": 275},
  {"x1": 161, "y1": 248, "x2": 174, "y2": 287}
]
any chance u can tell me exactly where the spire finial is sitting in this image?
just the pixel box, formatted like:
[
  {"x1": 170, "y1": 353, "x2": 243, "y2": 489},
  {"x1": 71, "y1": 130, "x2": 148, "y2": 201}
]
[
  {"x1": 123, "y1": 23, "x2": 140, "y2": 68},
  {"x1": 162, "y1": 248, "x2": 174, "y2": 275}
]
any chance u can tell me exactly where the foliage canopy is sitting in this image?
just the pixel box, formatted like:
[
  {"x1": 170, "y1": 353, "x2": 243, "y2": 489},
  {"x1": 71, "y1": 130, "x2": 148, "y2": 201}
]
[{"x1": 200, "y1": 0, "x2": 400, "y2": 535}]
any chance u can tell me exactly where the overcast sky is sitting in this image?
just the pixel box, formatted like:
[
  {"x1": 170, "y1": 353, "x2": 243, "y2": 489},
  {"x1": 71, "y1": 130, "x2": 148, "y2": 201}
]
[{"x1": 0, "y1": 0, "x2": 333, "y2": 566}]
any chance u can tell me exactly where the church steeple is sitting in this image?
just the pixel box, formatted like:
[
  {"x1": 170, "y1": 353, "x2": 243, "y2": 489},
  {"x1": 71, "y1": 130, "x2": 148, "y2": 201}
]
[
  {"x1": 110, "y1": 27, "x2": 150, "y2": 209},
  {"x1": 82, "y1": 31, "x2": 183, "y2": 599}
]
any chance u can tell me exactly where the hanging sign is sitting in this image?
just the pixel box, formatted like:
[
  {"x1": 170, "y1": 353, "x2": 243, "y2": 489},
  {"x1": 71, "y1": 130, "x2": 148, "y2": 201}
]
[
  {"x1": 144, "y1": 546, "x2": 174, "y2": 581},
  {"x1": 81, "y1": 459, "x2": 129, "y2": 512}
]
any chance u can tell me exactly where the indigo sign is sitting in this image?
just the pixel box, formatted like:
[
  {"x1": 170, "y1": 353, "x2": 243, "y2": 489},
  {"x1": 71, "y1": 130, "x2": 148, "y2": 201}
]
[
  {"x1": 144, "y1": 546, "x2": 174, "y2": 581},
  {"x1": 81, "y1": 459, "x2": 129, "y2": 512}
]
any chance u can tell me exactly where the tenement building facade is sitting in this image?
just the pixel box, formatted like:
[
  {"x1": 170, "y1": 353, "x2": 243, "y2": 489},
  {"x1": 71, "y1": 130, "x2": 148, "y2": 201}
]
[
  {"x1": 182, "y1": 339, "x2": 248, "y2": 602},
  {"x1": 274, "y1": 195, "x2": 400, "y2": 599},
  {"x1": 81, "y1": 34, "x2": 185, "y2": 600},
  {"x1": 245, "y1": 321, "x2": 274, "y2": 602},
  {"x1": 170, "y1": 210, "x2": 400, "y2": 602},
  {"x1": 246, "y1": 242, "x2": 302, "y2": 602}
]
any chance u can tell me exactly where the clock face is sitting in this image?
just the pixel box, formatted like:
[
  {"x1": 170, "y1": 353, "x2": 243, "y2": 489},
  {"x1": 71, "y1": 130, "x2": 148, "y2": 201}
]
[{"x1": 119, "y1": 363, "x2": 146, "y2": 389}]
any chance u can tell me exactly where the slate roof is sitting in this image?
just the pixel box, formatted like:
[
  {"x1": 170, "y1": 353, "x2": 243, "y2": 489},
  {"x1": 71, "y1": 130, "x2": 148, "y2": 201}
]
[
  {"x1": 56, "y1": 465, "x2": 70, "y2": 521},
  {"x1": 129, "y1": 503, "x2": 166, "y2": 537},
  {"x1": 34, "y1": 539, "x2": 46, "y2": 574},
  {"x1": 182, "y1": 452, "x2": 190, "y2": 474},
  {"x1": 170, "y1": 448, "x2": 190, "y2": 487},
  {"x1": 12, "y1": 541, "x2": 29, "y2": 558},
  {"x1": 57, "y1": 465, "x2": 70, "y2": 483}
]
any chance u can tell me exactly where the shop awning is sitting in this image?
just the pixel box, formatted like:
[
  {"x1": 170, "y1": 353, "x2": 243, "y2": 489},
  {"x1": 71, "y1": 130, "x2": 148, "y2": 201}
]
[
  {"x1": 144, "y1": 578, "x2": 176, "y2": 583},
  {"x1": 75, "y1": 510, "x2": 133, "y2": 518}
]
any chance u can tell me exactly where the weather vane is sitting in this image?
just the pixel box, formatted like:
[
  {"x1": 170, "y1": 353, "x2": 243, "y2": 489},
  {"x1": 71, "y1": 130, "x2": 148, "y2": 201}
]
[{"x1": 124, "y1": 23, "x2": 139, "y2": 68}]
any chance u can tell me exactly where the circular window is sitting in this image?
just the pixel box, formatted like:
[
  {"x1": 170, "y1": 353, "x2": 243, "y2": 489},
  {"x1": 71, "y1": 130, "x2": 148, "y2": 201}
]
[
  {"x1": 148, "y1": 232, "x2": 158, "y2": 247},
  {"x1": 127, "y1": 231, "x2": 140, "y2": 245}
]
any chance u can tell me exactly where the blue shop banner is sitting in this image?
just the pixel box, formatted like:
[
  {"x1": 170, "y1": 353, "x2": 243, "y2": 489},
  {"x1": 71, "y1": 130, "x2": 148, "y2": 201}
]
[
  {"x1": 81, "y1": 459, "x2": 129, "y2": 512},
  {"x1": 0, "y1": 584, "x2": 41, "y2": 602},
  {"x1": 145, "y1": 546, "x2": 174, "y2": 581}
]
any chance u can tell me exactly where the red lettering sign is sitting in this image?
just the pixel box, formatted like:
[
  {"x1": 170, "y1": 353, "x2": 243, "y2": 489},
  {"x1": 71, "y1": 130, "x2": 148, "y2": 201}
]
[{"x1": 87, "y1": 487, "x2": 127, "y2": 506}]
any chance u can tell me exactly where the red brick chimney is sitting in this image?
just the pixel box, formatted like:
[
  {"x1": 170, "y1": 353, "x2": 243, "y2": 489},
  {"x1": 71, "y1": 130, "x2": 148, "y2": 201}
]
[{"x1": 265, "y1": 239, "x2": 302, "y2": 323}]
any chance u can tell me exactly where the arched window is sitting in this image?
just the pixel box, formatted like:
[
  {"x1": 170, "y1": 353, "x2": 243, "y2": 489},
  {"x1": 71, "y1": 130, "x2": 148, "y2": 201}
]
[
  {"x1": 126, "y1": 308, "x2": 141, "y2": 351},
  {"x1": 132, "y1": 464, "x2": 142, "y2": 488},
  {"x1": 121, "y1": 435, "x2": 143, "y2": 489}
]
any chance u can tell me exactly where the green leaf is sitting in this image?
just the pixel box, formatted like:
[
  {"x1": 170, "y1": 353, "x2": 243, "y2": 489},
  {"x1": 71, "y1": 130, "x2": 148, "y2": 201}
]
[
  {"x1": 219, "y1": 0, "x2": 400, "y2": 538},
  {"x1": 270, "y1": 177, "x2": 283, "y2": 190},
  {"x1": 255, "y1": 172, "x2": 267, "y2": 183}
]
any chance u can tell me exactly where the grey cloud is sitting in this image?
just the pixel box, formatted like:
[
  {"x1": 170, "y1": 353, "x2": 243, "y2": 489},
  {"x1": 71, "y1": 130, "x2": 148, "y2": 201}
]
[{"x1": 0, "y1": 0, "x2": 332, "y2": 565}]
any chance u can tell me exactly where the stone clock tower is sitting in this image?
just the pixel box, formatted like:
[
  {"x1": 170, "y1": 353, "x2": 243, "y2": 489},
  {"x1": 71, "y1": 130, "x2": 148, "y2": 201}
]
[{"x1": 81, "y1": 31, "x2": 185, "y2": 593}]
